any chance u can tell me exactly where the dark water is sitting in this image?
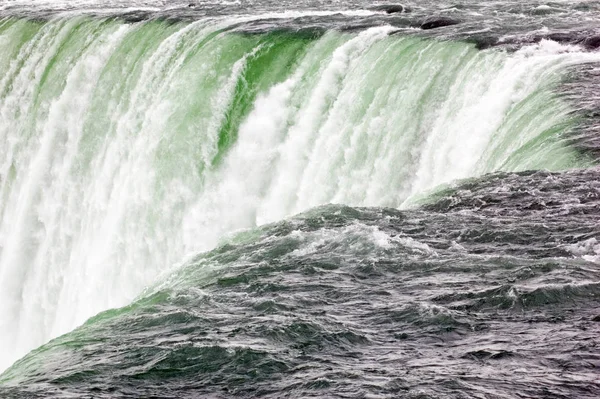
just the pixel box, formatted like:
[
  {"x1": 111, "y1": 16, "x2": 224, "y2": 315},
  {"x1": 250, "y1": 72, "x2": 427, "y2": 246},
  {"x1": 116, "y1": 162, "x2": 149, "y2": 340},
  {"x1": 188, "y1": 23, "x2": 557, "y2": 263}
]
[
  {"x1": 1, "y1": 168, "x2": 599, "y2": 398},
  {"x1": 3, "y1": 0, "x2": 600, "y2": 45}
]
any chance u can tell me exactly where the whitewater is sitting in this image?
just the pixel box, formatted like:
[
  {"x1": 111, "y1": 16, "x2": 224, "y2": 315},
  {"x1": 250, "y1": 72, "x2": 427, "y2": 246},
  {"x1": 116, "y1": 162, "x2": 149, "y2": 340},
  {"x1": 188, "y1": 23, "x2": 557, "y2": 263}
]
[{"x1": 0, "y1": 4, "x2": 599, "y2": 396}]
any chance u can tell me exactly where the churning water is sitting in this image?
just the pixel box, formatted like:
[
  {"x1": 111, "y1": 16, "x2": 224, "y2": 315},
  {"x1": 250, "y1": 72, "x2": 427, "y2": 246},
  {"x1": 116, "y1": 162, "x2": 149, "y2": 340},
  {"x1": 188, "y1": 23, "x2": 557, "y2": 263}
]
[{"x1": 0, "y1": 1, "x2": 599, "y2": 397}]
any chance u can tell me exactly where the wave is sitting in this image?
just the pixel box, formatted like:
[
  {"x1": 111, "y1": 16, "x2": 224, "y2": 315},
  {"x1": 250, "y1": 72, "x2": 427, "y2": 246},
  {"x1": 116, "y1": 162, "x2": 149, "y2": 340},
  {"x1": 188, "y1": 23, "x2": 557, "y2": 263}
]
[{"x1": 1, "y1": 175, "x2": 599, "y2": 397}]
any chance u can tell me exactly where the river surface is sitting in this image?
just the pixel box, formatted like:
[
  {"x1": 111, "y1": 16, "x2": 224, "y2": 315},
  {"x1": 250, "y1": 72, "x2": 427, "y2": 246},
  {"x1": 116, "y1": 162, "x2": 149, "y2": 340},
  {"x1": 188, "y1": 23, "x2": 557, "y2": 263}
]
[{"x1": 0, "y1": 1, "x2": 599, "y2": 397}]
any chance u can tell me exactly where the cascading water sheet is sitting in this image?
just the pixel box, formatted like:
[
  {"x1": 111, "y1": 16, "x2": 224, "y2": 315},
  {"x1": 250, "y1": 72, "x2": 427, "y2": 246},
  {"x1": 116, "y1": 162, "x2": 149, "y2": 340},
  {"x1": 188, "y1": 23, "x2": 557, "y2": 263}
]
[{"x1": 0, "y1": 5, "x2": 599, "y2": 397}]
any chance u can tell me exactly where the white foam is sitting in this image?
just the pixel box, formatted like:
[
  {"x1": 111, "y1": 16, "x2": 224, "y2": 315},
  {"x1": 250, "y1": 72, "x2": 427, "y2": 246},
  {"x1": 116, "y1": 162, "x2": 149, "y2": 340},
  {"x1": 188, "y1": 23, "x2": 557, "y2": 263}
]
[{"x1": 565, "y1": 238, "x2": 600, "y2": 264}]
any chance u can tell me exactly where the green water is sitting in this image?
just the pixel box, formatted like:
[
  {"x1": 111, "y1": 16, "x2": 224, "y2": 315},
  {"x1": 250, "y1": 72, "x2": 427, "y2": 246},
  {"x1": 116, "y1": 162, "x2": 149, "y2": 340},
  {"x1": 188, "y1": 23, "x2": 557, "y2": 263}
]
[{"x1": 0, "y1": 15, "x2": 598, "y2": 374}]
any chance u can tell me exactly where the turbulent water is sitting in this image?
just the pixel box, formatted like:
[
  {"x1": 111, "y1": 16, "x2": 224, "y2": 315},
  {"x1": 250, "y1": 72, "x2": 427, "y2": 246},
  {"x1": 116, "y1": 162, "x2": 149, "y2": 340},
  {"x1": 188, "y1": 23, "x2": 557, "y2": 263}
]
[{"x1": 0, "y1": 1, "x2": 599, "y2": 397}]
